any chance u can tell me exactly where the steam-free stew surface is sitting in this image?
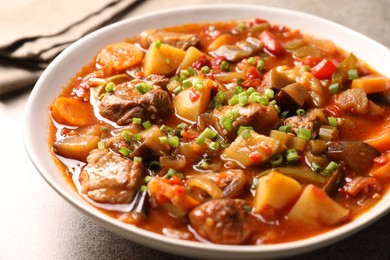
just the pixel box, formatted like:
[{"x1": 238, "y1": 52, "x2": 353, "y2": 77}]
[{"x1": 49, "y1": 18, "x2": 390, "y2": 245}]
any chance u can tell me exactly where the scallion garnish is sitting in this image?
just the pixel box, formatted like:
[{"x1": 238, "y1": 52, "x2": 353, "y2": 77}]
[
  {"x1": 221, "y1": 60, "x2": 230, "y2": 71},
  {"x1": 270, "y1": 154, "x2": 283, "y2": 166},
  {"x1": 118, "y1": 147, "x2": 131, "y2": 157},
  {"x1": 296, "y1": 108, "x2": 305, "y2": 116},
  {"x1": 328, "y1": 83, "x2": 340, "y2": 94},
  {"x1": 297, "y1": 127, "x2": 311, "y2": 140},
  {"x1": 135, "y1": 82, "x2": 151, "y2": 94},
  {"x1": 142, "y1": 120, "x2": 152, "y2": 129},
  {"x1": 105, "y1": 82, "x2": 115, "y2": 93},
  {"x1": 122, "y1": 130, "x2": 131, "y2": 142},
  {"x1": 348, "y1": 69, "x2": 359, "y2": 80},
  {"x1": 285, "y1": 149, "x2": 299, "y2": 163},
  {"x1": 168, "y1": 136, "x2": 180, "y2": 147}
]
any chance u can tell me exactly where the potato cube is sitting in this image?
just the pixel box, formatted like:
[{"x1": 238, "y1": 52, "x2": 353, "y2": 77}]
[
  {"x1": 288, "y1": 184, "x2": 350, "y2": 225},
  {"x1": 180, "y1": 47, "x2": 204, "y2": 70},
  {"x1": 253, "y1": 171, "x2": 302, "y2": 220},
  {"x1": 143, "y1": 42, "x2": 186, "y2": 75},
  {"x1": 223, "y1": 130, "x2": 282, "y2": 166}
]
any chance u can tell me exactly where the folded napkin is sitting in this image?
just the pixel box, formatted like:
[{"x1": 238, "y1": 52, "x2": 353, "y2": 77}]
[{"x1": 0, "y1": 0, "x2": 143, "y2": 95}]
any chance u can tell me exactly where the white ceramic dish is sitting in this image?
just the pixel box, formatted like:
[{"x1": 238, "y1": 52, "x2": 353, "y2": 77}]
[{"x1": 23, "y1": 4, "x2": 390, "y2": 259}]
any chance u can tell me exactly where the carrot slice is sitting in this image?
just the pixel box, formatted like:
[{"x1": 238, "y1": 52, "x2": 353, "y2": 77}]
[
  {"x1": 51, "y1": 97, "x2": 93, "y2": 126},
  {"x1": 97, "y1": 42, "x2": 144, "y2": 71},
  {"x1": 364, "y1": 121, "x2": 390, "y2": 153},
  {"x1": 370, "y1": 153, "x2": 390, "y2": 179},
  {"x1": 351, "y1": 76, "x2": 390, "y2": 94}
]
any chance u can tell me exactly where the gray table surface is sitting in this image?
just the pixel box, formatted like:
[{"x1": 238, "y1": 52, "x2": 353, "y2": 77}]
[{"x1": 1, "y1": 0, "x2": 389, "y2": 259}]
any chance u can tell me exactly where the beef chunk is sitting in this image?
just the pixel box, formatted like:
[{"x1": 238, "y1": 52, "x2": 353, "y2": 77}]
[
  {"x1": 189, "y1": 198, "x2": 250, "y2": 244},
  {"x1": 79, "y1": 149, "x2": 145, "y2": 204},
  {"x1": 198, "y1": 103, "x2": 279, "y2": 141},
  {"x1": 99, "y1": 89, "x2": 173, "y2": 125},
  {"x1": 283, "y1": 108, "x2": 327, "y2": 137}
]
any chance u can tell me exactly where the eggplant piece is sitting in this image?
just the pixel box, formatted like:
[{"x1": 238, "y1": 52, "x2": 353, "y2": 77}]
[
  {"x1": 322, "y1": 168, "x2": 343, "y2": 195},
  {"x1": 261, "y1": 69, "x2": 295, "y2": 92},
  {"x1": 275, "y1": 82, "x2": 311, "y2": 112},
  {"x1": 326, "y1": 141, "x2": 380, "y2": 175},
  {"x1": 210, "y1": 37, "x2": 264, "y2": 62}
]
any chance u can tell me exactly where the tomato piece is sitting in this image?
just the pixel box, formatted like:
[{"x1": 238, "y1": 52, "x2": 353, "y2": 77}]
[
  {"x1": 311, "y1": 59, "x2": 337, "y2": 79},
  {"x1": 259, "y1": 31, "x2": 285, "y2": 56},
  {"x1": 246, "y1": 66, "x2": 261, "y2": 80},
  {"x1": 249, "y1": 152, "x2": 263, "y2": 164},
  {"x1": 98, "y1": 42, "x2": 144, "y2": 71},
  {"x1": 189, "y1": 89, "x2": 200, "y2": 102}
]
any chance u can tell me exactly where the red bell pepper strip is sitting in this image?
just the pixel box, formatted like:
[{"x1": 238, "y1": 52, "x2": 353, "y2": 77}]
[
  {"x1": 311, "y1": 59, "x2": 337, "y2": 79},
  {"x1": 259, "y1": 31, "x2": 285, "y2": 56}
]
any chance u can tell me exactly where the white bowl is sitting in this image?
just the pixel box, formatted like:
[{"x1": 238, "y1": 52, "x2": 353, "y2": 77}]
[{"x1": 23, "y1": 4, "x2": 390, "y2": 259}]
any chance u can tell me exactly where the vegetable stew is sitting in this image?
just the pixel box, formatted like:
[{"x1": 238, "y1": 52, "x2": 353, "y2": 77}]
[{"x1": 49, "y1": 18, "x2": 390, "y2": 245}]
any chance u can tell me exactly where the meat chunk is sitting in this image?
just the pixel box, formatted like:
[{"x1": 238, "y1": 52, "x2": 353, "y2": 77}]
[
  {"x1": 283, "y1": 108, "x2": 327, "y2": 137},
  {"x1": 189, "y1": 198, "x2": 250, "y2": 244},
  {"x1": 79, "y1": 149, "x2": 145, "y2": 204},
  {"x1": 137, "y1": 30, "x2": 200, "y2": 50},
  {"x1": 198, "y1": 103, "x2": 279, "y2": 141},
  {"x1": 99, "y1": 89, "x2": 173, "y2": 125},
  {"x1": 335, "y1": 88, "x2": 369, "y2": 114}
]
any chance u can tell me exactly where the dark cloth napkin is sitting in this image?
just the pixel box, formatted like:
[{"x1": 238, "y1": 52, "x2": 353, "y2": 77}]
[{"x1": 0, "y1": 0, "x2": 144, "y2": 95}]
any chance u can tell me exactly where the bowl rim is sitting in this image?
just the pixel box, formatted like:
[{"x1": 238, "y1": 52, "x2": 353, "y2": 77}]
[{"x1": 23, "y1": 3, "x2": 390, "y2": 258}]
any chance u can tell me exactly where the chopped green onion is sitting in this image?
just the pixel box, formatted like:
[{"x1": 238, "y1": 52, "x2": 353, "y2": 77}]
[
  {"x1": 328, "y1": 83, "x2": 340, "y2": 94},
  {"x1": 209, "y1": 141, "x2": 220, "y2": 150},
  {"x1": 280, "y1": 111, "x2": 289, "y2": 119},
  {"x1": 311, "y1": 162, "x2": 322, "y2": 173},
  {"x1": 97, "y1": 141, "x2": 106, "y2": 150},
  {"x1": 323, "y1": 161, "x2": 338, "y2": 176},
  {"x1": 297, "y1": 127, "x2": 311, "y2": 140},
  {"x1": 122, "y1": 130, "x2": 131, "y2": 142},
  {"x1": 193, "y1": 79, "x2": 204, "y2": 90},
  {"x1": 166, "y1": 168, "x2": 183, "y2": 179},
  {"x1": 348, "y1": 69, "x2": 359, "y2": 80},
  {"x1": 135, "y1": 82, "x2": 151, "y2": 94},
  {"x1": 221, "y1": 60, "x2": 230, "y2": 71},
  {"x1": 176, "y1": 123, "x2": 188, "y2": 130},
  {"x1": 140, "y1": 185, "x2": 148, "y2": 192},
  {"x1": 228, "y1": 95, "x2": 239, "y2": 106},
  {"x1": 105, "y1": 82, "x2": 115, "y2": 93},
  {"x1": 168, "y1": 136, "x2": 180, "y2": 147},
  {"x1": 303, "y1": 65, "x2": 311, "y2": 71},
  {"x1": 100, "y1": 126, "x2": 109, "y2": 132},
  {"x1": 159, "y1": 136, "x2": 168, "y2": 145},
  {"x1": 142, "y1": 120, "x2": 152, "y2": 129},
  {"x1": 173, "y1": 86, "x2": 183, "y2": 95},
  {"x1": 248, "y1": 92, "x2": 261, "y2": 103},
  {"x1": 181, "y1": 79, "x2": 192, "y2": 89},
  {"x1": 201, "y1": 66, "x2": 210, "y2": 73},
  {"x1": 259, "y1": 96, "x2": 269, "y2": 105},
  {"x1": 234, "y1": 85, "x2": 243, "y2": 94},
  {"x1": 256, "y1": 59, "x2": 264, "y2": 71},
  {"x1": 165, "y1": 58, "x2": 171, "y2": 64},
  {"x1": 148, "y1": 161, "x2": 161, "y2": 171},
  {"x1": 170, "y1": 75, "x2": 180, "y2": 82},
  {"x1": 246, "y1": 87, "x2": 256, "y2": 95},
  {"x1": 236, "y1": 78, "x2": 243, "y2": 85},
  {"x1": 241, "y1": 129, "x2": 251, "y2": 140},
  {"x1": 132, "y1": 117, "x2": 141, "y2": 124},
  {"x1": 134, "y1": 156, "x2": 143, "y2": 163},
  {"x1": 237, "y1": 126, "x2": 254, "y2": 135},
  {"x1": 202, "y1": 127, "x2": 217, "y2": 139},
  {"x1": 248, "y1": 57, "x2": 257, "y2": 65},
  {"x1": 270, "y1": 154, "x2": 283, "y2": 166},
  {"x1": 296, "y1": 108, "x2": 306, "y2": 116},
  {"x1": 155, "y1": 39, "x2": 161, "y2": 49},
  {"x1": 118, "y1": 147, "x2": 131, "y2": 157},
  {"x1": 132, "y1": 133, "x2": 141, "y2": 141},
  {"x1": 285, "y1": 149, "x2": 299, "y2": 163},
  {"x1": 144, "y1": 175, "x2": 153, "y2": 183},
  {"x1": 160, "y1": 125, "x2": 173, "y2": 134},
  {"x1": 208, "y1": 25, "x2": 215, "y2": 31},
  {"x1": 220, "y1": 116, "x2": 233, "y2": 131},
  {"x1": 278, "y1": 125, "x2": 292, "y2": 133},
  {"x1": 328, "y1": 117, "x2": 338, "y2": 127},
  {"x1": 238, "y1": 23, "x2": 246, "y2": 30},
  {"x1": 238, "y1": 92, "x2": 249, "y2": 106},
  {"x1": 187, "y1": 66, "x2": 196, "y2": 75},
  {"x1": 264, "y1": 88, "x2": 274, "y2": 100},
  {"x1": 195, "y1": 134, "x2": 206, "y2": 145}
]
